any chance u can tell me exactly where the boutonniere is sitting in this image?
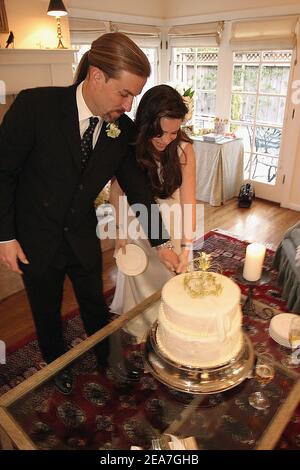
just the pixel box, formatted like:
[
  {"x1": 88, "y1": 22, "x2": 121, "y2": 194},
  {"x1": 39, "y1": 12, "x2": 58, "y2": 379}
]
[{"x1": 106, "y1": 122, "x2": 121, "y2": 138}]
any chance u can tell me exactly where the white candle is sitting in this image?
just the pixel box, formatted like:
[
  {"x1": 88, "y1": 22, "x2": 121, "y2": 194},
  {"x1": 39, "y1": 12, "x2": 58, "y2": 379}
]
[{"x1": 243, "y1": 242, "x2": 266, "y2": 282}]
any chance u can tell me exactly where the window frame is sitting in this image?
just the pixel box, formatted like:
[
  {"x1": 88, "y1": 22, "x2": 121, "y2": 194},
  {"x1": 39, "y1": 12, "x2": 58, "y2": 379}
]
[
  {"x1": 230, "y1": 50, "x2": 293, "y2": 184},
  {"x1": 169, "y1": 44, "x2": 220, "y2": 126}
]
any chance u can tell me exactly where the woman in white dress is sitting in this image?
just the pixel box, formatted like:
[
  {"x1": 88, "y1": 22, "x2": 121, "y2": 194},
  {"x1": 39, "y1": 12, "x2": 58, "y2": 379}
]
[{"x1": 109, "y1": 85, "x2": 196, "y2": 341}]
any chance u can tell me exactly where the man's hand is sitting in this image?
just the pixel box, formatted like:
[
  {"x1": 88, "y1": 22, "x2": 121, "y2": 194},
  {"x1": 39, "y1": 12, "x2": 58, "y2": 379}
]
[
  {"x1": 157, "y1": 247, "x2": 179, "y2": 272},
  {"x1": 0, "y1": 240, "x2": 29, "y2": 274}
]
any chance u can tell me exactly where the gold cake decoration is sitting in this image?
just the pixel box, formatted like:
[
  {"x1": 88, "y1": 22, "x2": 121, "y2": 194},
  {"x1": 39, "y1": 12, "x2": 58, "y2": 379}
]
[
  {"x1": 189, "y1": 252, "x2": 222, "y2": 274},
  {"x1": 183, "y1": 271, "x2": 223, "y2": 298},
  {"x1": 184, "y1": 252, "x2": 223, "y2": 298}
]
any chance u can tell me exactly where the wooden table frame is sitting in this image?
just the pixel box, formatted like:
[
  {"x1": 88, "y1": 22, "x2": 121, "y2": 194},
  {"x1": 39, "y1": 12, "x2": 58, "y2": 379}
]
[{"x1": 0, "y1": 292, "x2": 299, "y2": 450}]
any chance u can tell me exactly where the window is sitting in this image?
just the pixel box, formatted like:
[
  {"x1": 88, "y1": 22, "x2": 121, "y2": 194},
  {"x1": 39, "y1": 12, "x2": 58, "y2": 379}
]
[
  {"x1": 170, "y1": 47, "x2": 219, "y2": 128},
  {"x1": 72, "y1": 44, "x2": 89, "y2": 73},
  {"x1": 127, "y1": 46, "x2": 158, "y2": 120},
  {"x1": 230, "y1": 50, "x2": 292, "y2": 184}
]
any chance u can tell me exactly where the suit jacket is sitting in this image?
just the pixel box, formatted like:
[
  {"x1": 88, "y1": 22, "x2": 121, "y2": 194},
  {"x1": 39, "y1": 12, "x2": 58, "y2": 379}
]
[{"x1": 0, "y1": 85, "x2": 168, "y2": 273}]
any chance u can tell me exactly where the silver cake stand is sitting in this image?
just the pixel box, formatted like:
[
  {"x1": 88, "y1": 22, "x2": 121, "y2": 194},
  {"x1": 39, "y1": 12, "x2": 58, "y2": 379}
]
[{"x1": 143, "y1": 322, "x2": 254, "y2": 394}]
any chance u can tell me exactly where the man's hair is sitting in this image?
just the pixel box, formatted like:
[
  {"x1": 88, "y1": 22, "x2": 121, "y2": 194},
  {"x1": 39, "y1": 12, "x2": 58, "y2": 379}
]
[{"x1": 74, "y1": 32, "x2": 151, "y2": 85}]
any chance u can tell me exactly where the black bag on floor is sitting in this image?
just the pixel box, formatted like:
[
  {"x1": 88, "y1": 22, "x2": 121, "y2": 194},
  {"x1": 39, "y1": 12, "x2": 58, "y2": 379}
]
[{"x1": 238, "y1": 183, "x2": 254, "y2": 208}]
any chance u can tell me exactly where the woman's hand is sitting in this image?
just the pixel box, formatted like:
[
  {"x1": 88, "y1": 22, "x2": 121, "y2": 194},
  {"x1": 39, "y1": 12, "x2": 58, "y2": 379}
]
[
  {"x1": 114, "y1": 225, "x2": 128, "y2": 258},
  {"x1": 156, "y1": 247, "x2": 179, "y2": 272},
  {"x1": 176, "y1": 248, "x2": 190, "y2": 274},
  {"x1": 113, "y1": 234, "x2": 128, "y2": 258}
]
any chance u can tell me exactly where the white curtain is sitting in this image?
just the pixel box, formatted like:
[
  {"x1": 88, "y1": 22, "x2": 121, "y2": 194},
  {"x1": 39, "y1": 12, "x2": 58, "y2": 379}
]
[
  {"x1": 69, "y1": 17, "x2": 161, "y2": 46},
  {"x1": 168, "y1": 21, "x2": 224, "y2": 47},
  {"x1": 230, "y1": 16, "x2": 298, "y2": 50},
  {"x1": 69, "y1": 17, "x2": 107, "y2": 44}
]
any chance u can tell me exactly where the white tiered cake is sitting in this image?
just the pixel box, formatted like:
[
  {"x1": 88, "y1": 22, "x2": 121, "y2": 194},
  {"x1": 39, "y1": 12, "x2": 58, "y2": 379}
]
[{"x1": 156, "y1": 272, "x2": 243, "y2": 368}]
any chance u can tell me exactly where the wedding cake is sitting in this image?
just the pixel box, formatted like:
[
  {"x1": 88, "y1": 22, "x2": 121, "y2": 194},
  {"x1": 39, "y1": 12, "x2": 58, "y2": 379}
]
[{"x1": 156, "y1": 272, "x2": 243, "y2": 368}]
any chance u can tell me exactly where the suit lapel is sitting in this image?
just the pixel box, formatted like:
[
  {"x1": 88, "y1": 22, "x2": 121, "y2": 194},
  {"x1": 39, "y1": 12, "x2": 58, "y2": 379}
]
[{"x1": 61, "y1": 85, "x2": 82, "y2": 172}]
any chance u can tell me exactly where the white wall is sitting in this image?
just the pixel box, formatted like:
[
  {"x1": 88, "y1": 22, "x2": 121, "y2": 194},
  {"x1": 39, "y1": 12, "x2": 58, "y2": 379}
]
[
  {"x1": 163, "y1": 0, "x2": 300, "y2": 18},
  {"x1": 286, "y1": 30, "x2": 300, "y2": 210},
  {"x1": 68, "y1": 0, "x2": 163, "y2": 18},
  {"x1": 290, "y1": 135, "x2": 300, "y2": 209},
  {"x1": 68, "y1": 0, "x2": 300, "y2": 19},
  {"x1": 0, "y1": 0, "x2": 70, "y2": 49}
]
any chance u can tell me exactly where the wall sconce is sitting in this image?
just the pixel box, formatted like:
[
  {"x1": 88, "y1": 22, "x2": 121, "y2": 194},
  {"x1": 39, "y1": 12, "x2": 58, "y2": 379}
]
[{"x1": 47, "y1": 0, "x2": 68, "y2": 49}]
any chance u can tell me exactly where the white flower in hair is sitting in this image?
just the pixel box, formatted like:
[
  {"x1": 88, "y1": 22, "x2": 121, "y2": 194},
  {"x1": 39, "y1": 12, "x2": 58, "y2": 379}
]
[{"x1": 165, "y1": 82, "x2": 195, "y2": 123}]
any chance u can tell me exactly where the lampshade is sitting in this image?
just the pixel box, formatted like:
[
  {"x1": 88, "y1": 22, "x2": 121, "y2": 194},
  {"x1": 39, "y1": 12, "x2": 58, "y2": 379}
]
[{"x1": 47, "y1": 0, "x2": 68, "y2": 17}]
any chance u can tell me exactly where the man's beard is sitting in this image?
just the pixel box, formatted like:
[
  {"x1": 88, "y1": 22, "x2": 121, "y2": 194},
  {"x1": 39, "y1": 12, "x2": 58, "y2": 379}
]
[{"x1": 103, "y1": 109, "x2": 125, "y2": 123}]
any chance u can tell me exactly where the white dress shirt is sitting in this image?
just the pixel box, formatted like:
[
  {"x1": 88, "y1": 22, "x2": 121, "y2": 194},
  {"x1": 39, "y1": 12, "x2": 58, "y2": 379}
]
[{"x1": 76, "y1": 81, "x2": 103, "y2": 145}]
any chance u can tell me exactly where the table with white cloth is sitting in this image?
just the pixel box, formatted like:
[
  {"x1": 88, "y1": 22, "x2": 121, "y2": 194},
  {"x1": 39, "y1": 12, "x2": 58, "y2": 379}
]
[{"x1": 192, "y1": 137, "x2": 244, "y2": 206}]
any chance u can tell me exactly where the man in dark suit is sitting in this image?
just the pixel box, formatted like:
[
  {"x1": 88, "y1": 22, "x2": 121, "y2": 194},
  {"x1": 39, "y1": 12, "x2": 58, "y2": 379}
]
[{"x1": 0, "y1": 33, "x2": 179, "y2": 390}]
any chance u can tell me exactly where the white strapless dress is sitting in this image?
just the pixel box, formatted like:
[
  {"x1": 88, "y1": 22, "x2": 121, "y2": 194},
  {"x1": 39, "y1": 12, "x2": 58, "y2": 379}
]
[
  {"x1": 109, "y1": 187, "x2": 183, "y2": 342},
  {"x1": 110, "y1": 143, "x2": 192, "y2": 342}
]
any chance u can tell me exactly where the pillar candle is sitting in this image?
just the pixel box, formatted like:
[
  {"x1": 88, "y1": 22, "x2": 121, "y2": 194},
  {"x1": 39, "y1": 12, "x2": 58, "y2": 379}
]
[{"x1": 243, "y1": 242, "x2": 266, "y2": 282}]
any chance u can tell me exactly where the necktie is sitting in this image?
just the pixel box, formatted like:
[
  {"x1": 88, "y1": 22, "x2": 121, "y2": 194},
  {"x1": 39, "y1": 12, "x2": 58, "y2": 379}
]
[{"x1": 80, "y1": 116, "x2": 99, "y2": 172}]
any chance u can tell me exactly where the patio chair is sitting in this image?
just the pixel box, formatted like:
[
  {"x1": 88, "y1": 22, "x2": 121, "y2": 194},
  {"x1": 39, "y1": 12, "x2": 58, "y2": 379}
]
[{"x1": 246, "y1": 126, "x2": 281, "y2": 182}]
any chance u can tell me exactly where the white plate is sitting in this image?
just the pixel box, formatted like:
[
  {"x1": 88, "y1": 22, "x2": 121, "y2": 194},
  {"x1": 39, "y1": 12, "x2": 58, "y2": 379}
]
[
  {"x1": 269, "y1": 313, "x2": 299, "y2": 348},
  {"x1": 116, "y1": 244, "x2": 148, "y2": 276}
]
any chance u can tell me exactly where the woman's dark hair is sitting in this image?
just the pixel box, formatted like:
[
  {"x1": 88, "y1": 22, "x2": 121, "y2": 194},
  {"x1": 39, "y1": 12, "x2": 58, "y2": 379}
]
[
  {"x1": 135, "y1": 84, "x2": 191, "y2": 198},
  {"x1": 74, "y1": 32, "x2": 151, "y2": 85}
]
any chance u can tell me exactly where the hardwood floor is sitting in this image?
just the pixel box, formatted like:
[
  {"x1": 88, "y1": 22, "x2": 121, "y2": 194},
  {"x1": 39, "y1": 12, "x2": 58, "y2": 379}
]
[
  {"x1": 0, "y1": 198, "x2": 299, "y2": 349},
  {"x1": 202, "y1": 198, "x2": 299, "y2": 247}
]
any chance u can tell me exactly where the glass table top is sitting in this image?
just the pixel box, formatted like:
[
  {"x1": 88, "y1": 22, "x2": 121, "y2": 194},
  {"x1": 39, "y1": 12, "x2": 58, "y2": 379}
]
[{"x1": 1, "y1": 294, "x2": 300, "y2": 450}]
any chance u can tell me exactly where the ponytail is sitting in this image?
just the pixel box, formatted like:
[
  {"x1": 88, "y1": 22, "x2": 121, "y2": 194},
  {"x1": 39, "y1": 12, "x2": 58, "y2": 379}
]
[
  {"x1": 73, "y1": 32, "x2": 150, "y2": 86},
  {"x1": 73, "y1": 51, "x2": 90, "y2": 85}
]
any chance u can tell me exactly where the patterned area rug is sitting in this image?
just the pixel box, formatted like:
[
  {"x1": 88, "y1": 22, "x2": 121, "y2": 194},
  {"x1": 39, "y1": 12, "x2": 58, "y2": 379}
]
[
  {"x1": 0, "y1": 286, "x2": 116, "y2": 395},
  {"x1": 1, "y1": 230, "x2": 299, "y2": 450}
]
